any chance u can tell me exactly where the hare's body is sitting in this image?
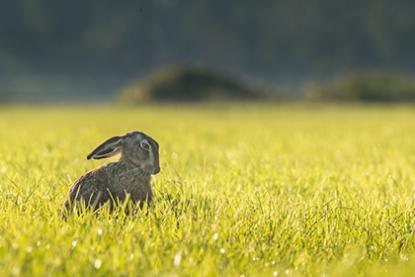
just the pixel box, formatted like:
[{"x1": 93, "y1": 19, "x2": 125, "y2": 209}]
[
  {"x1": 64, "y1": 163, "x2": 153, "y2": 210},
  {"x1": 64, "y1": 131, "x2": 160, "y2": 213}
]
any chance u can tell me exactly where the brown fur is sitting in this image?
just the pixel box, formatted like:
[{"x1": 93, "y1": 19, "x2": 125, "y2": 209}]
[{"x1": 63, "y1": 131, "x2": 159, "y2": 214}]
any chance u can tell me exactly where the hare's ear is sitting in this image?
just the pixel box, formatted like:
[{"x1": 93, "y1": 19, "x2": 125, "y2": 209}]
[{"x1": 87, "y1": 136, "x2": 124, "y2": 160}]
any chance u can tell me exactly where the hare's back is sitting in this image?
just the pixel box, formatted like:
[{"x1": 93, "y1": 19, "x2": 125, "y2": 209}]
[{"x1": 66, "y1": 169, "x2": 110, "y2": 209}]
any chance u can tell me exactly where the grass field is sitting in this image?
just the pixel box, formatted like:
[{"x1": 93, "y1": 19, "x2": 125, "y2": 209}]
[{"x1": 1, "y1": 104, "x2": 415, "y2": 276}]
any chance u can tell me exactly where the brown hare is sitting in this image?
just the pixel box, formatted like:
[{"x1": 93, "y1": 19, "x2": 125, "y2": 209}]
[{"x1": 63, "y1": 131, "x2": 160, "y2": 213}]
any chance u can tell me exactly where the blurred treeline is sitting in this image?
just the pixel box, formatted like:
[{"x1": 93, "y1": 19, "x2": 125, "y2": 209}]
[
  {"x1": 1, "y1": 0, "x2": 415, "y2": 102},
  {"x1": 305, "y1": 71, "x2": 415, "y2": 102}
]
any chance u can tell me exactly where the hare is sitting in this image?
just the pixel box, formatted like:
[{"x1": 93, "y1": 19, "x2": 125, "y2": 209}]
[{"x1": 63, "y1": 131, "x2": 160, "y2": 213}]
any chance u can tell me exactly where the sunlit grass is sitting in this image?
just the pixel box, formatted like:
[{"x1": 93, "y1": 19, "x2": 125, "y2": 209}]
[{"x1": 0, "y1": 104, "x2": 415, "y2": 276}]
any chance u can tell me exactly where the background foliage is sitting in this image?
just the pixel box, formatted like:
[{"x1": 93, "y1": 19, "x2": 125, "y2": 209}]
[
  {"x1": 1, "y1": 0, "x2": 415, "y2": 101},
  {"x1": 305, "y1": 71, "x2": 415, "y2": 102}
]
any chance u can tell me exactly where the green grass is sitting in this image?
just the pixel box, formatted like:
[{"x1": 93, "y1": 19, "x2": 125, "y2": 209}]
[{"x1": 1, "y1": 104, "x2": 415, "y2": 276}]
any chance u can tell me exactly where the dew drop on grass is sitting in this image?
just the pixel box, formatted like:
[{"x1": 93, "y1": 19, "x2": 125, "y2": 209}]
[
  {"x1": 94, "y1": 259, "x2": 102, "y2": 269},
  {"x1": 174, "y1": 252, "x2": 182, "y2": 267},
  {"x1": 71, "y1": 240, "x2": 78, "y2": 248},
  {"x1": 213, "y1": 232, "x2": 219, "y2": 240},
  {"x1": 97, "y1": 228, "x2": 103, "y2": 236},
  {"x1": 400, "y1": 253, "x2": 409, "y2": 261}
]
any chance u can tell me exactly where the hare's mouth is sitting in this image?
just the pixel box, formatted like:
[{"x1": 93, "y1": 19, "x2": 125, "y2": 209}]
[
  {"x1": 139, "y1": 162, "x2": 160, "y2": 175},
  {"x1": 152, "y1": 166, "x2": 160, "y2": 175}
]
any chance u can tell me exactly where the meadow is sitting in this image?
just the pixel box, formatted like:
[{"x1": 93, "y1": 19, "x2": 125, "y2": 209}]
[{"x1": 1, "y1": 104, "x2": 415, "y2": 276}]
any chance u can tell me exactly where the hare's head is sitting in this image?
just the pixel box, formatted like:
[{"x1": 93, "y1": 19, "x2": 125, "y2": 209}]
[{"x1": 87, "y1": 131, "x2": 160, "y2": 174}]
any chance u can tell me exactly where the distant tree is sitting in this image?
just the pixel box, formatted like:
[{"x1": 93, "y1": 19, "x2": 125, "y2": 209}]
[{"x1": 118, "y1": 66, "x2": 264, "y2": 103}]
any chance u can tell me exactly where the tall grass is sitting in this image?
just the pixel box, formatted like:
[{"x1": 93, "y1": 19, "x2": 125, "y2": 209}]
[{"x1": 0, "y1": 104, "x2": 415, "y2": 276}]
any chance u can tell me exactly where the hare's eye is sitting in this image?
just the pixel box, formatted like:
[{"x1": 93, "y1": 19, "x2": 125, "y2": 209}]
[{"x1": 140, "y1": 140, "x2": 151, "y2": 151}]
